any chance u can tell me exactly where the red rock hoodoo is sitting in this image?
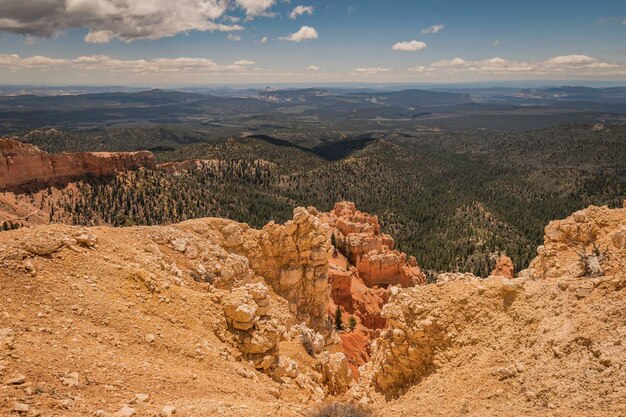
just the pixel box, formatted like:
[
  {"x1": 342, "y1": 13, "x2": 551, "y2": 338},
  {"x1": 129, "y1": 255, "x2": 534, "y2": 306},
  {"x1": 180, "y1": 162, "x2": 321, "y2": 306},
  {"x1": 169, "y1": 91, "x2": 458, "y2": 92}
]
[
  {"x1": 314, "y1": 201, "x2": 427, "y2": 373},
  {"x1": 492, "y1": 254, "x2": 515, "y2": 278}
]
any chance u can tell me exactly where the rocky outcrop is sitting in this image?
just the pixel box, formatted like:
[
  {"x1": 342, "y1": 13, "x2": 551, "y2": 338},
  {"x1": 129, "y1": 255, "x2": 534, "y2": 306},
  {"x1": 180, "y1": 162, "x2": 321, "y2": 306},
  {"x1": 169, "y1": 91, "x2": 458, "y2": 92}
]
[
  {"x1": 348, "y1": 203, "x2": 626, "y2": 415},
  {"x1": 319, "y1": 202, "x2": 427, "y2": 374},
  {"x1": 0, "y1": 209, "x2": 354, "y2": 411},
  {"x1": 329, "y1": 266, "x2": 388, "y2": 330},
  {"x1": 523, "y1": 201, "x2": 626, "y2": 280},
  {"x1": 359, "y1": 271, "x2": 626, "y2": 414},
  {"x1": 491, "y1": 255, "x2": 515, "y2": 278},
  {"x1": 0, "y1": 138, "x2": 155, "y2": 191},
  {"x1": 318, "y1": 202, "x2": 426, "y2": 288},
  {"x1": 222, "y1": 283, "x2": 290, "y2": 370},
  {"x1": 177, "y1": 206, "x2": 333, "y2": 334},
  {"x1": 318, "y1": 352, "x2": 354, "y2": 394},
  {"x1": 357, "y1": 250, "x2": 425, "y2": 288}
]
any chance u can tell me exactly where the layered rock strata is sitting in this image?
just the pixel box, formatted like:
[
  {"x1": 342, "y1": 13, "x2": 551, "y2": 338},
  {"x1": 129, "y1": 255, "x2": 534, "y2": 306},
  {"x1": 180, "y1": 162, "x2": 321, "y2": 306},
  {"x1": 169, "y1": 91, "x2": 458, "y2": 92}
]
[{"x1": 0, "y1": 138, "x2": 155, "y2": 191}]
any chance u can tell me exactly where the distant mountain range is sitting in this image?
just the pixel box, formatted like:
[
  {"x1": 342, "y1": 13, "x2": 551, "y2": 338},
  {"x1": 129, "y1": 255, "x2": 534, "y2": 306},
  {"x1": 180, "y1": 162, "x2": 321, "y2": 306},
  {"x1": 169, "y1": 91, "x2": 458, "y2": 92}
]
[{"x1": 0, "y1": 86, "x2": 624, "y2": 135}]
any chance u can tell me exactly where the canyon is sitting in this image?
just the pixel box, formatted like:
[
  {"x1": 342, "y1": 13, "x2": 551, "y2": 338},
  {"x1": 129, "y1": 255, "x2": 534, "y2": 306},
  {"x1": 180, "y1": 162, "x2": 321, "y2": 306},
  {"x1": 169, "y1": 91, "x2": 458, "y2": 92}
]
[{"x1": 0, "y1": 197, "x2": 624, "y2": 416}]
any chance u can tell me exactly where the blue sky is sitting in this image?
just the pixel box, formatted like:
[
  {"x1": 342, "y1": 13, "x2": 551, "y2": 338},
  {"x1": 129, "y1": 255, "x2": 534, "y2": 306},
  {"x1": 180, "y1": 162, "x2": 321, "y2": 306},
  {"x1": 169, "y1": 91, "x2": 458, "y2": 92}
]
[{"x1": 0, "y1": 0, "x2": 625, "y2": 85}]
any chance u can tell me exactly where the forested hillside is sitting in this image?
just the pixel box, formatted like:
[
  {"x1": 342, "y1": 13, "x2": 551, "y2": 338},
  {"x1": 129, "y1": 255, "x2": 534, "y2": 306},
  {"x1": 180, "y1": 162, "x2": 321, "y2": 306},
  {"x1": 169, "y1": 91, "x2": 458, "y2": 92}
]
[{"x1": 26, "y1": 124, "x2": 625, "y2": 277}]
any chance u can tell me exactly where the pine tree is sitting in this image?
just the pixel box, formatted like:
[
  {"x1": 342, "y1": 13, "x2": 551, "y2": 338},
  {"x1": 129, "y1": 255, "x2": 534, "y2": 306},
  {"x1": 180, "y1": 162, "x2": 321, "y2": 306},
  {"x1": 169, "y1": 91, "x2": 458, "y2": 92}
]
[
  {"x1": 334, "y1": 307, "x2": 343, "y2": 331},
  {"x1": 348, "y1": 316, "x2": 357, "y2": 331}
]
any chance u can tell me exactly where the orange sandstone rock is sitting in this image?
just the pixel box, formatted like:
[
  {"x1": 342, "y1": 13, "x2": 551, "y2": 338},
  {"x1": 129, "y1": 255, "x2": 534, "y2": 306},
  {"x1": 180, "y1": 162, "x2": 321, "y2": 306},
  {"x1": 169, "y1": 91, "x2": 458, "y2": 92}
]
[
  {"x1": 0, "y1": 138, "x2": 155, "y2": 191},
  {"x1": 492, "y1": 255, "x2": 515, "y2": 278}
]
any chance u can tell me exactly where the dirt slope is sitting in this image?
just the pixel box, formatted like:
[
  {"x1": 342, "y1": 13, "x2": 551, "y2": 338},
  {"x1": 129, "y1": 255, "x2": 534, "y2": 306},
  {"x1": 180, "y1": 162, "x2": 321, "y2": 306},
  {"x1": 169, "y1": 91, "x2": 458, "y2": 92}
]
[{"x1": 0, "y1": 224, "x2": 318, "y2": 417}]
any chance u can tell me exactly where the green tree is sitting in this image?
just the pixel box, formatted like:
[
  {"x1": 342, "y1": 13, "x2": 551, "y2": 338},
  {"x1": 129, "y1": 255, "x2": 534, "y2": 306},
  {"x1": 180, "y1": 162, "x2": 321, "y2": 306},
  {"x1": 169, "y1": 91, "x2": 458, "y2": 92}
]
[
  {"x1": 348, "y1": 316, "x2": 357, "y2": 331},
  {"x1": 334, "y1": 307, "x2": 343, "y2": 331}
]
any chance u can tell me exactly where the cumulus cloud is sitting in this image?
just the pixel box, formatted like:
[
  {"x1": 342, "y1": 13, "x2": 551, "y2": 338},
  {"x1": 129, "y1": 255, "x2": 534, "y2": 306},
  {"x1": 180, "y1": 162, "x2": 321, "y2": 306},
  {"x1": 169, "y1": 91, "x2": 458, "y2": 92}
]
[
  {"x1": 0, "y1": 0, "x2": 266, "y2": 43},
  {"x1": 307, "y1": 65, "x2": 320, "y2": 70},
  {"x1": 0, "y1": 54, "x2": 258, "y2": 74},
  {"x1": 280, "y1": 26, "x2": 318, "y2": 42},
  {"x1": 392, "y1": 40, "x2": 427, "y2": 52},
  {"x1": 290, "y1": 5, "x2": 314, "y2": 19},
  {"x1": 234, "y1": 0, "x2": 276, "y2": 17},
  {"x1": 407, "y1": 65, "x2": 427, "y2": 72},
  {"x1": 543, "y1": 54, "x2": 596, "y2": 66},
  {"x1": 259, "y1": 36, "x2": 268, "y2": 43},
  {"x1": 431, "y1": 58, "x2": 467, "y2": 67},
  {"x1": 352, "y1": 67, "x2": 392, "y2": 75},
  {"x1": 417, "y1": 54, "x2": 623, "y2": 76},
  {"x1": 421, "y1": 24, "x2": 444, "y2": 34},
  {"x1": 227, "y1": 33, "x2": 241, "y2": 41}
]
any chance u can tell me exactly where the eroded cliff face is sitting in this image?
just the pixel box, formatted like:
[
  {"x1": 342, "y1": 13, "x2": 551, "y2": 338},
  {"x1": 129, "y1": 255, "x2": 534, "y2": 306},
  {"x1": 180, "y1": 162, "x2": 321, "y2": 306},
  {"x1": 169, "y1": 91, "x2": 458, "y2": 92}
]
[
  {"x1": 0, "y1": 138, "x2": 155, "y2": 191},
  {"x1": 0, "y1": 206, "x2": 354, "y2": 417},
  {"x1": 523, "y1": 201, "x2": 626, "y2": 280},
  {"x1": 351, "y1": 202, "x2": 626, "y2": 417},
  {"x1": 312, "y1": 202, "x2": 427, "y2": 375},
  {"x1": 176, "y1": 207, "x2": 334, "y2": 335},
  {"x1": 319, "y1": 202, "x2": 426, "y2": 288}
]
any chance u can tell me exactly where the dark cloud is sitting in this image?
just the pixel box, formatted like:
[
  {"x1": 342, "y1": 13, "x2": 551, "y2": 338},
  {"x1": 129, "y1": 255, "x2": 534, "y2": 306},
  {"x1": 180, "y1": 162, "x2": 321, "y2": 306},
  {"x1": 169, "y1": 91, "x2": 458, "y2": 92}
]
[{"x1": 0, "y1": 0, "x2": 261, "y2": 42}]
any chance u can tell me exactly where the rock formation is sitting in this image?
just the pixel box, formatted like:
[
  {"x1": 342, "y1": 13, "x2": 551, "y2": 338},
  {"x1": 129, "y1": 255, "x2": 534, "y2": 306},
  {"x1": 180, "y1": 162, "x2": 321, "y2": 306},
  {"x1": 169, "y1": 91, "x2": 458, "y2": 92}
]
[
  {"x1": 523, "y1": 201, "x2": 626, "y2": 279},
  {"x1": 318, "y1": 202, "x2": 426, "y2": 288},
  {"x1": 0, "y1": 138, "x2": 155, "y2": 191},
  {"x1": 315, "y1": 202, "x2": 427, "y2": 374},
  {"x1": 176, "y1": 206, "x2": 333, "y2": 334},
  {"x1": 491, "y1": 254, "x2": 515, "y2": 278},
  {"x1": 222, "y1": 283, "x2": 290, "y2": 370},
  {"x1": 349, "y1": 202, "x2": 626, "y2": 416}
]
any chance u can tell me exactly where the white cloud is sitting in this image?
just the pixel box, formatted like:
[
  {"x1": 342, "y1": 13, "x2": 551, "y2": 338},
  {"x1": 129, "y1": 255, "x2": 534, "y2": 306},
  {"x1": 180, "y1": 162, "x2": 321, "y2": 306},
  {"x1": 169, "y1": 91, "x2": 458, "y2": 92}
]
[
  {"x1": 352, "y1": 67, "x2": 392, "y2": 75},
  {"x1": 280, "y1": 25, "x2": 318, "y2": 42},
  {"x1": 407, "y1": 65, "x2": 426, "y2": 72},
  {"x1": 290, "y1": 5, "x2": 314, "y2": 19},
  {"x1": 493, "y1": 40, "x2": 500, "y2": 46},
  {"x1": 622, "y1": 19, "x2": 626, "y2": 25},
  {"x1": 227, "y1": 33, "x2": 241, "y2": 41},
  {"x1": 392, "y1": 40, "x2": 427, "y2": 52},
  {"x1": 431, "y1": 58, "x2": 467, "y2": 67},
  {"x1": 422, "y1": 54, "x2": 623, "y2": 76},
  {"x1": 0, "y1": 54, "x2": 259, "y2": 74},
  {"x1": 0, "y1": 0, "x2": 244, "y2": 43},
  {"x1": 84, "y1": 30, "x2": 113, "y2": 44},
  {"x1": 543, "y1": 54, "x2": 596, "y2": 66},
  {"x1": 234, "y1": 0, "x2": 276, "y2": 17},
  {"x1": 421, "y1": 24, "x2": 444, "y2": 34},
  {"x1": 307, "y1": 65, "x2": 320, "y2": 70},
  {"x1": 259, "y1": 36, "x2": 268, "y2": 43}
]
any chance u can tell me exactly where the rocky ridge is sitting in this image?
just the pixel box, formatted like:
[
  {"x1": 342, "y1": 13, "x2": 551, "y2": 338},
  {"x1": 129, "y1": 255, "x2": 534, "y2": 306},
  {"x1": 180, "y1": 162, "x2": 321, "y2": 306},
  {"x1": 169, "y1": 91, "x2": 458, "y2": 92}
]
[
  {"x1": 0, "y1": 138, "x2": 155, "y2": 191},
  {"x1": 351, "y1": 201, "x2": 626, "y2": 416}
]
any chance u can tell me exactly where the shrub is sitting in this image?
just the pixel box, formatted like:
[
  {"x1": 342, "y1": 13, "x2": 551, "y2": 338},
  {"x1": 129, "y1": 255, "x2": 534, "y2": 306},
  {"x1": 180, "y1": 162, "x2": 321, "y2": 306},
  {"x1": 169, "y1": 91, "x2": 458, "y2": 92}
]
[{"x1": 310, "y1": 403, "x2": 374, "y2": 417}]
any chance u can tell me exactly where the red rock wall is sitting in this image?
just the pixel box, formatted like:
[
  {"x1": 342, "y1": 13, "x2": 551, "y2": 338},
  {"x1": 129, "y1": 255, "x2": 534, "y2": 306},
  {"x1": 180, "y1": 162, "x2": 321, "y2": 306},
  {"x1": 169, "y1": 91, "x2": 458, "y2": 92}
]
[{"x1": 0, "y1": 139, "x2": 156, "y2": 191}]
